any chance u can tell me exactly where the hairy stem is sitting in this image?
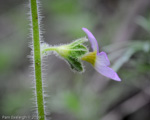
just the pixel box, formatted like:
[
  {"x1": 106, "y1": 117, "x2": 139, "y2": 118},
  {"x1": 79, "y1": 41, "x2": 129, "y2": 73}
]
[
  {"x1": 30, "y1": 0, "x2": 45, "y2": 119},
  {"x1": 42, "y1": 47, "x2": 58, "y2": 54}
]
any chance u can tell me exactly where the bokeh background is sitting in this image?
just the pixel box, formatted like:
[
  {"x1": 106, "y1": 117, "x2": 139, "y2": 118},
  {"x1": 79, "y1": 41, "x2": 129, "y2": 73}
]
[{"x1": 0, "y1": 0, "x2": 150, "y2": 120}]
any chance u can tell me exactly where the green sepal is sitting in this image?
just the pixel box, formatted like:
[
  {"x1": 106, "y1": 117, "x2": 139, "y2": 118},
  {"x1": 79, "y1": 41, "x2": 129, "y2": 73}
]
[
  {"x1": 65, "y1": 38, "x2": 88, "y2": 72},
  {"x1": 65, "y1": 56, "x2": 83, "y2": 72},
  {"x1": 69, "y1": 43, "x2": 88, "y2": 58},
  {"x1": 69, "y1": 37, "x2": 87, "y2": 47}
]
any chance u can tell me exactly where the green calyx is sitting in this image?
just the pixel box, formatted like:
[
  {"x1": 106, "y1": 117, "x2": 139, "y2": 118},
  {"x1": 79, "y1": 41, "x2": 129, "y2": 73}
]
[{"x1": 41, "y1": 37, "x2": 88, "y2": 72}]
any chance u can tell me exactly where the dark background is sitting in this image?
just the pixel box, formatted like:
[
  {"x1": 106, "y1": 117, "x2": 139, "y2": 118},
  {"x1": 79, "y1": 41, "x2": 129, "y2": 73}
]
[{"x1": 0, "y1": 0, "x2": 150, "y2": 120}]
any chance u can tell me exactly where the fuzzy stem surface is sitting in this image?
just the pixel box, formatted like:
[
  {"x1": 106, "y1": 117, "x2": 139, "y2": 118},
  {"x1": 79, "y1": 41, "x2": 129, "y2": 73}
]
[
  {"x1": 42, "y1": 47, "x2": 58, "y2": 54},
  {"x1": 30, "y1": 0, "x2": 45, "y2": 119}
]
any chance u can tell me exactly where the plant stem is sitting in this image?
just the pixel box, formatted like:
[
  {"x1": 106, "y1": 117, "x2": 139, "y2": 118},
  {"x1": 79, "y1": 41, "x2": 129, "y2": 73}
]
[
  {"x1": 30, "y1": 0, "x2": 45, "y2": 119},
  {"x1": 42, "y1": 47, "x2": 58, "y2": 54}
]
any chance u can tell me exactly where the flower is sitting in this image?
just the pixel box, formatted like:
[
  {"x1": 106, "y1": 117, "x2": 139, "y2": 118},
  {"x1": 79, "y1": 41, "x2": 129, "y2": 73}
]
[{"x1": 81, "y1": 28, "x2": 121, "y2": 81}]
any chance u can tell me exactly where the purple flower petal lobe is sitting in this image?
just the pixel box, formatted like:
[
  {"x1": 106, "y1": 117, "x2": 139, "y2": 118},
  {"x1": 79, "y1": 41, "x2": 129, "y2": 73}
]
[
  {"x1": 95, "y1": 65, "x2": 121, "y2": 81},
  {"x1": 96, "y1": 52, "x2": 110, "y2": 66},
  {"x1": 82, "y1": 28, "x2": 99, "y2": 52}
]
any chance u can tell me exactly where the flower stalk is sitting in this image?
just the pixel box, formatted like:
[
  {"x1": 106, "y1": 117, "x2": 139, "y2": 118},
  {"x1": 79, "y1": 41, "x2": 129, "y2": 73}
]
[{"x1": 30, "y1": 0, "x2": 45, "y2": 119}]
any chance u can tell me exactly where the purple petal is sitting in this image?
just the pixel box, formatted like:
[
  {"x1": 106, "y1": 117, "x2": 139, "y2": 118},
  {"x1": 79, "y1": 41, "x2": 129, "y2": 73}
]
[
  {"x1": 82, "y1": 28, "x2": 99, "y2": 52},
  {"x1": 97, "y1": 51, "x2": 110, "y2": 66},
  {"x1": 95, "y1": 66, "x2": 121, "y2": 81}
]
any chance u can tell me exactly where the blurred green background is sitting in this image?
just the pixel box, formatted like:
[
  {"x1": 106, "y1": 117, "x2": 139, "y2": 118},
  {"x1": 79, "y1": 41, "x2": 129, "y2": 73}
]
[{"x1": 0, "y1": 0, "x2": 150, "y2": 120}]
